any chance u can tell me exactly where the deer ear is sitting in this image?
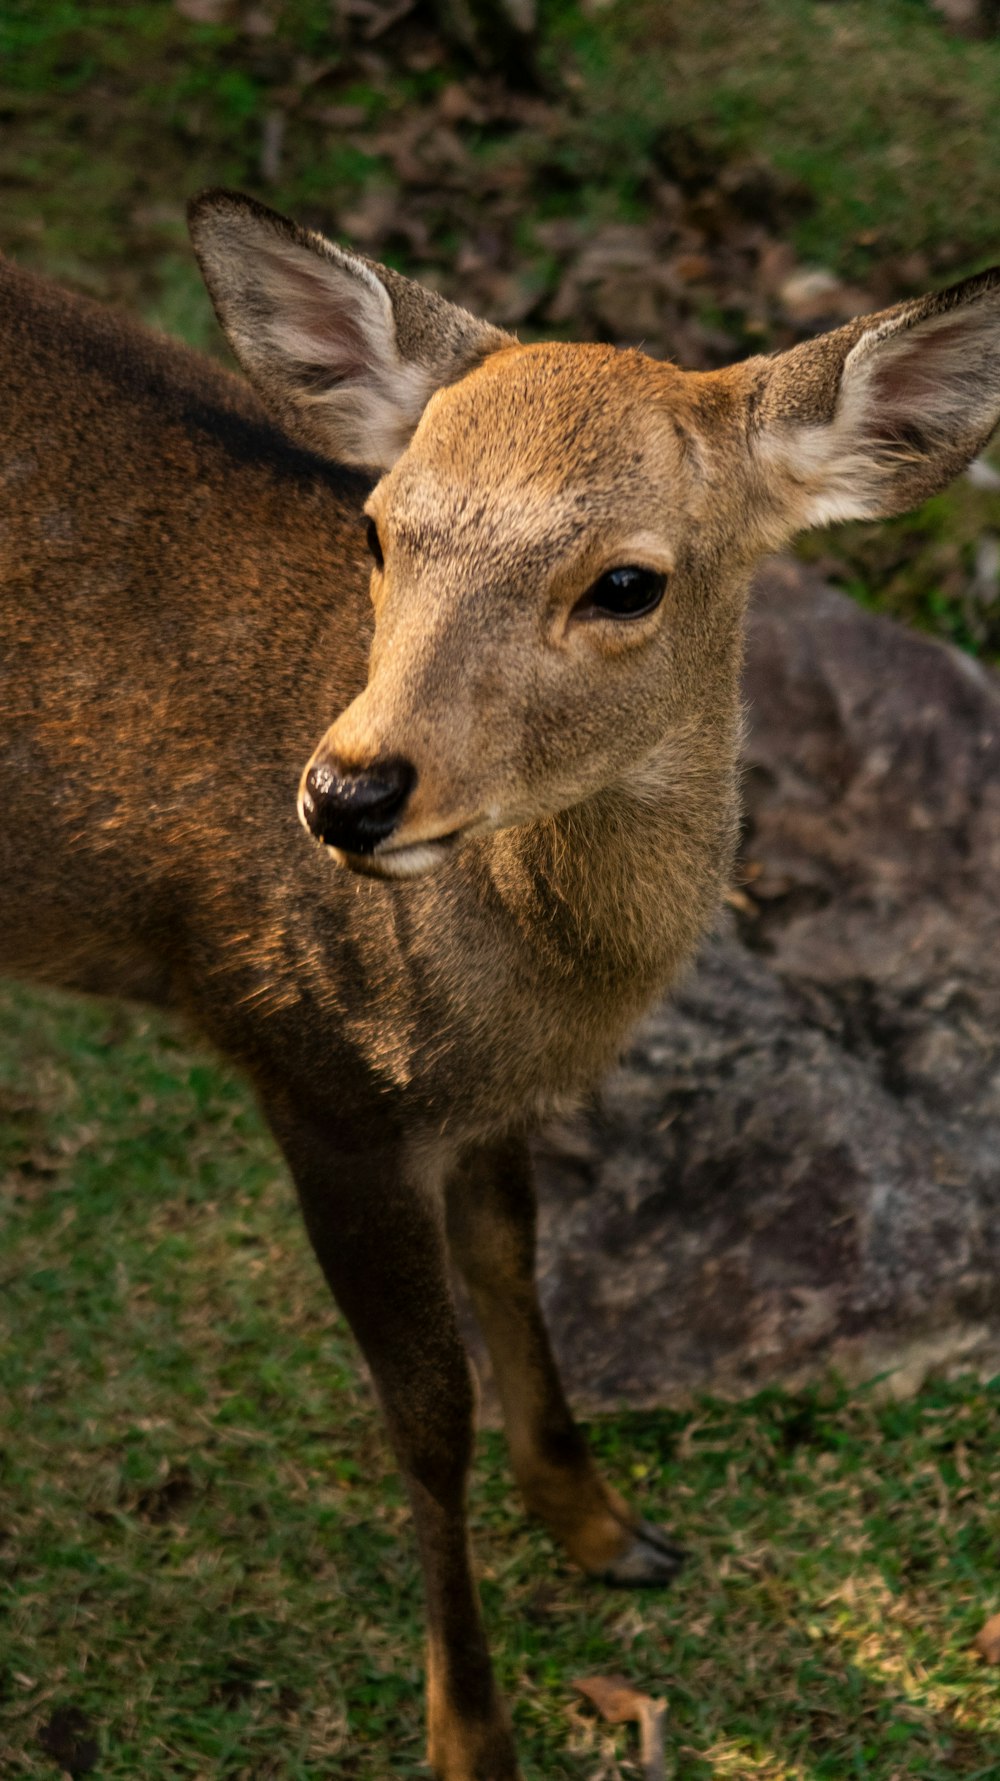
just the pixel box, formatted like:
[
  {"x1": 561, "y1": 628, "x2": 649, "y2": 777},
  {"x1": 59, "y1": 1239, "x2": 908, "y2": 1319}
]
[
  {"x1": 752, "y1": 266, "x2": 1000, "y2": 529},
  {"x1": 188, "y1": 189, "x2": 512, "y2": 469}
]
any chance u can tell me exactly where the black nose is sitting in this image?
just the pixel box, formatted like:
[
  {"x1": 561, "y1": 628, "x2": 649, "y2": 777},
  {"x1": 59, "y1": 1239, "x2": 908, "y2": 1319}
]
[{"x1": 301, "y1": 755, "x2": 416, "y2": 854}]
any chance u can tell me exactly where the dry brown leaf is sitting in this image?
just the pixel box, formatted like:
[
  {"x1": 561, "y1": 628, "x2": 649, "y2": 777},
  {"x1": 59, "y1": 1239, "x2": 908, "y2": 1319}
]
[
  {"x1": 723, "y1": 886, "x2": 757, "y2": 916},
  {"x1": 973, "y1": 1611, "x2": 1000, "y2": 1663},
  {"x1": 174, "y1": 0, "x2": 232, "y2": 20},
  {"x1": 572, "y1": 1674, "x2": 668, "y2": 1780},
  {"x1": 574, "y1": 1674, "x2": 645, "y2": 1724}
]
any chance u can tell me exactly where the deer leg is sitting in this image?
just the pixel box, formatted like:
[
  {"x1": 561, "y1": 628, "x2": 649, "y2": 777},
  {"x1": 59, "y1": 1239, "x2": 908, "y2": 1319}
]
[
  {"x1": 265, "y1": 1100, "x2": 521, "y2": 1781},
  {"x1": 446, "y1": 1138, "x2": 683, "y2": 1587}
]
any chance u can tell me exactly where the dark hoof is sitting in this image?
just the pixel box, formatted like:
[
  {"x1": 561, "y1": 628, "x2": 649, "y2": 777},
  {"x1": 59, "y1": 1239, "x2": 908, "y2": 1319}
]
[{"x1": 600, "y1": 1519, "x2": 686, "y2": 1587}]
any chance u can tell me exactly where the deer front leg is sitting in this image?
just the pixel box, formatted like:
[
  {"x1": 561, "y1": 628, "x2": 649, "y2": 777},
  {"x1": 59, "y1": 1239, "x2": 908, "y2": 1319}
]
[
  {"x1": 265, "y1": 1100, "x2": 521, "y2": 1781},
  {"x1": 446, "y1": 1138, "x2": 684, "y2": 1586}
]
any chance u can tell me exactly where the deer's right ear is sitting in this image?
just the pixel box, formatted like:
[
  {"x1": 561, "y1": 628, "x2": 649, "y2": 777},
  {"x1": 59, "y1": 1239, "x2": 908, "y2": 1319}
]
[{"x1": 187, "y1": 189, "x2": 512, "y2": 469}]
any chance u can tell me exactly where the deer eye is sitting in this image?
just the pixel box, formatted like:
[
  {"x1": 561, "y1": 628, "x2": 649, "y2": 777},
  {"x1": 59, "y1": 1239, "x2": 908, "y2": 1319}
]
[
  {"x1": 574, "y1": 565, "x2": 667, "y2": 621},
  {"x1": 366, "y1": 518, "x2": 384, "y2": 570}
]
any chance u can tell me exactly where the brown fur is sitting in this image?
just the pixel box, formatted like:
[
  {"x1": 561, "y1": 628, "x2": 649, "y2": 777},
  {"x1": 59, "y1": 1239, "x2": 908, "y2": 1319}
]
[{"x1": 3, "y1": 195, "x2": 1000, "y2": 1779}]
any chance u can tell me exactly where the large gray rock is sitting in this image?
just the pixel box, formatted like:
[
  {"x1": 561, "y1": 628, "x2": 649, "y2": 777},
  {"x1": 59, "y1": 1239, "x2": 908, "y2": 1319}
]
[{"x1": 520, "y1": 560, "x2": 1000, "y2": 1409}]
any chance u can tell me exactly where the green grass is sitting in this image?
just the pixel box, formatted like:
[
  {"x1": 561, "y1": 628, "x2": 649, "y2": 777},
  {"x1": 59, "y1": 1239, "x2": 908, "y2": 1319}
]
[{"x1": 1, "y1": 982, "x2": 999, "y2": 1779}]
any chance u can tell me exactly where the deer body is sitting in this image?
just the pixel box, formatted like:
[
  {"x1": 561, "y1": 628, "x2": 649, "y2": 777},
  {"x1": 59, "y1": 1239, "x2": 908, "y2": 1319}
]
[{"x1": 3, "y1": 196, "x2": 999, "y2": 1779}]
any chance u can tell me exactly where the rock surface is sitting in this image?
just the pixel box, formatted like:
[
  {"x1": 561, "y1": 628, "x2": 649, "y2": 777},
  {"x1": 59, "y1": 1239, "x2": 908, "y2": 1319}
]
[{"x1": 514, "y1": 560, "x2": 1000, "y2": 1410}]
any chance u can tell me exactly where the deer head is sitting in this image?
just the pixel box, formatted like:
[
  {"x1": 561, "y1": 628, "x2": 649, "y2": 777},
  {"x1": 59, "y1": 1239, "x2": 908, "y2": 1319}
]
[{"x1": 190, "y1": 191, "x2": 1000, "y2": 879}]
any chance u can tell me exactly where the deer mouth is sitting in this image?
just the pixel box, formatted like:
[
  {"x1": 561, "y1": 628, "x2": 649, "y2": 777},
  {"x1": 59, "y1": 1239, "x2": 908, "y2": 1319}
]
[{"x1": 334, "y1": 827, "x2": 464, "y2": 880}]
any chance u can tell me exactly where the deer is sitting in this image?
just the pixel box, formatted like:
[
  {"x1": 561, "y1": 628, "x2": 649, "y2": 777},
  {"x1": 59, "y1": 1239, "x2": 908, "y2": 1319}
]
[{"x1": 2, "y1": 187, "x2": 999, "y2": 1779}]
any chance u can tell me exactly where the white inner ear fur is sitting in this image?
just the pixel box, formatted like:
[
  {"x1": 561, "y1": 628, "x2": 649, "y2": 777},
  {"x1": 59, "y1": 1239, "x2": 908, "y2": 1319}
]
[
  {"x1": 254, "y1": 236, "x2": 439, "y2": 468},
  {"x1": 762, "y1": 296, "x2": 1000, "y2": 528}
]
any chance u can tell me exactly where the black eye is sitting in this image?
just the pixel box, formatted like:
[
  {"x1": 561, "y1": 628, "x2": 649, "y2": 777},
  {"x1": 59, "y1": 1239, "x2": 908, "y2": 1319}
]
[
  {"x1": 366, "y1": 518, "x2": 384, "y2": 570},
  {"x1": 574, "y1": 565, "x2": 667, "y2": 621}
]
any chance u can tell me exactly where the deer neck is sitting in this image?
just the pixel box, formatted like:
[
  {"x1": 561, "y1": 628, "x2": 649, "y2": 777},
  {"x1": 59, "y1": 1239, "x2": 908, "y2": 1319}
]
[{"x1": 483, "y1": 708, "x2": 742, "y2": 1003}]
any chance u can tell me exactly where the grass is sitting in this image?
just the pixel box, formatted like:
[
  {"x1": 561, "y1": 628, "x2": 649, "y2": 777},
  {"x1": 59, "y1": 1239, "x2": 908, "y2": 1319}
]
[
  {"x1": 2, "y1": 4, "x2": 1000, "y2": 1775},
  {"x1": 1, "y1": 982, "x2": 999, "y2": 1779}
]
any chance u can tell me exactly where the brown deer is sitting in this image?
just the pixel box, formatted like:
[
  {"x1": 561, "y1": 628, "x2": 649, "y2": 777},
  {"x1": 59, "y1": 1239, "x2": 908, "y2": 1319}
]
[{"x1": 2, "y1": 188, "x2": 999, "y2": 1779}]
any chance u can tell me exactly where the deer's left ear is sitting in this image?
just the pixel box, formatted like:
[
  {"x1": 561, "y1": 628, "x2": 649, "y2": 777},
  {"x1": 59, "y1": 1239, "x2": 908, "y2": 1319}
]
[{"x1": 749, "y1": 266, "x2": 1000, "y2": 530}]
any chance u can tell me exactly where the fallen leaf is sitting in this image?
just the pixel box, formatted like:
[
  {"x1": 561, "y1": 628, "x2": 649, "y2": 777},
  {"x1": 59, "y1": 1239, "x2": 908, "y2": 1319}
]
[
  {"x1": 174, "y1": 0, "x2": 232, "y2": 20},
  {"x1": 723, "y1": 886, "x2": 757, "y2": 916},
  {"x1": 242, "y1": 4, "x2": 277, "y2": 34},
  {"x1": 973, "y1": 1611, "x2": 1000, "y2": 1663},
  {"x1": 572, "y1": 1674, "x2": 668, "y2": 1780}
]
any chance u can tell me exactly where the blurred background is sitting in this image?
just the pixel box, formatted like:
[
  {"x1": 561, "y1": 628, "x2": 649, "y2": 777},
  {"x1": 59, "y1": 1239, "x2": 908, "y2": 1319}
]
[
  {"x1": 3, "y1": 6, "x2": 1000, "y2": 1780},
  {"x1": 4, "y1": 0, "x2": 1000, "y2": 646}
]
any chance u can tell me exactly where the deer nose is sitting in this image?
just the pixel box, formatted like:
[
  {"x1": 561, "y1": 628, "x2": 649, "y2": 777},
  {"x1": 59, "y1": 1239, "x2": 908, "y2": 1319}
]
[{"x1": 301, "y1": 755, "x2": 416, "y2": 854}]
